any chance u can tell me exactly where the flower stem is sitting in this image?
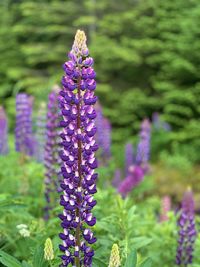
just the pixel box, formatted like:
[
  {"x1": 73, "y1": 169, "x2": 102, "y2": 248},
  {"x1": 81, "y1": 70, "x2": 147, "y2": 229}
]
[{"x1": 75, "y1": 76, "x2": 82, "y2": 267}]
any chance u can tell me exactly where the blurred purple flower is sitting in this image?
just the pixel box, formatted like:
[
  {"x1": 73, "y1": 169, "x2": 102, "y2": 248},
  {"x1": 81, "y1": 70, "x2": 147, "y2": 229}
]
[
  {"x1": 112, "y1": 169, "x2": 122, "y2": 188},
  {"x1": 15, "y1": 93, "x2": 34, "y2": 156},
  {"x1": 136, "y1": 118, "x2": 151, "y2": 166},
  {"x1": 95, "y1": 103, "x2": 111, "y2": 163},
  {"x1": 44, "y1": 86, "x2": 61, "y2": 220},
  {"x1": 118, "y1": 118, "x2": 151, "y2": 197},
  {"x1": 0, "y1": 106, "x2": 9, "y2": 155},
  {"x1": 125, "y1": 143, "x2": 134, "y2": 176},
  {"x1": 118, "y1": 165, "x2": 144, "y2": 197},
  {"x1": 152, "y1": 112, "x2": 171, "y2": 131},
  {"x1": 34, "y1": 102, "x2": 47, "y2": 162},
  {"x1": 176, "y1": 188, "x2": 196, "y2": 266}
]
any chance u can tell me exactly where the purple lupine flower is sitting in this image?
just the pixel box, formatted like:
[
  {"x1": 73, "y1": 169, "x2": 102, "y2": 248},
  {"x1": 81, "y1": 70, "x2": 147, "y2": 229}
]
[
  {"x1": 112, "y1": 169, "x2": 122, "y2": 188},
  {"x1": 95, "y1": 103, "x2": 104, "y2": 147},
  {"x1": 135, "y1": 118, "x2": 151, "y2": 169},
  {"x1": 44, "y1": 86, "x2": 61, "y2": 220},
  {"x1": 102, "y1": 118, "x2": 111, "y2": 160},
  {"x1": 125, "y1": 143, "x2": 134, "y2": 176},
  {"x1": 160, "y1": 195, "x2": 171, "y2": 222},
  {"x1": 0, "y1": 106, "x2": 9, "y2": 155},
  {"x1": 118, "y1": 119, "x2": 151, "y2": 197},
  {"x1": 34, "y1": 102, "x2": 47, "y2": 162},
  {"x1": 176, "y1": 188, "x2": 196, "y2": 266},
  {"x1": 118, "y1": 165, "x2": 144, "y2": 197},
  {"x1": 95, "y1": 103, "x2": 111, "y2": 163},
  {"x1": 152, "y1": 112, "x2": 171, "y2": 131},
  {"x1": 15, "y1": 93, "x2": 34, "y2": 156},
  {"x1": 58, "y1": 30, "x2": 98, "y2": 267}
]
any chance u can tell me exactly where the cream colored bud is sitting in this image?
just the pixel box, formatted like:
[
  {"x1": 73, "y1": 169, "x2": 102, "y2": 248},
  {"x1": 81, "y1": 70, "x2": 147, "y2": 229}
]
[
  {"x1": 108, "y1": 244, "x2": 120, "y2": 267},
  {"x1": 44, "y1": 238, "x2": 54, "y2": 261}
]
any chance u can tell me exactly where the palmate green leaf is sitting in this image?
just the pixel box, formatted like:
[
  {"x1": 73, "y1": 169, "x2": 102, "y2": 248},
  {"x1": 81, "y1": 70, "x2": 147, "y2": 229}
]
[
  {"x1": 0, "y1": 251, "x2": 22, "y2": 267},
  {"x1": 32, "y1": 245, "x2": 48, "y2": 267},
  {"x1": 139, "y1": 258, "x2": 153, "y2": 267},
  {"x1": 124, "y1": 249, "x2": 137, "y2": 267}
]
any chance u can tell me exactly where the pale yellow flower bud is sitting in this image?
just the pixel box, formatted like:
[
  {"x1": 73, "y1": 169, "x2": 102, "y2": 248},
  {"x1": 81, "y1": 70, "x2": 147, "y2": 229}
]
[
  {"x1": 72, "y1": 29, "x2": 88, "y2": 56},
  {"x1": 44, "y1": 238, "x2": 54, "y2": 261},
  {"x1": 108, "y1": 244, "x2": 120, "y2": 267}
]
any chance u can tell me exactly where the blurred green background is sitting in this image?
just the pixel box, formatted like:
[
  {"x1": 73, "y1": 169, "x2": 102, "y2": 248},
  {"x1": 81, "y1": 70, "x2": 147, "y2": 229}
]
[{"x1": 1, "y1": 0, "x2": 200, "y2": 160}]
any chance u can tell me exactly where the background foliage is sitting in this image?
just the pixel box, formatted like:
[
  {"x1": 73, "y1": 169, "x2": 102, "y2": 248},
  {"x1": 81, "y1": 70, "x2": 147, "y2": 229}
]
[{"x1": 1, "y1": 0, "x2": 200, "y2": 157}]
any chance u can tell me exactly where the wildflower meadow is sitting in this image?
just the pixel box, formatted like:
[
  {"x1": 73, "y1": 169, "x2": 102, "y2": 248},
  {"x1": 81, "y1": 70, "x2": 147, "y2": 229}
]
[{"x1": 1, "y1": 1, "x2": 200, "y2": 267}]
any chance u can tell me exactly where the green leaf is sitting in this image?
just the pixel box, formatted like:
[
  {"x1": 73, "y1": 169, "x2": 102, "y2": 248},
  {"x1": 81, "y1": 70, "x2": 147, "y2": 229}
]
[
  {"x1": 139, "y1": 258, "x2": 153, "y2": 267},
  {"x1": 32, "y1": 245, "x2": 48, "y2": 267},
  {"x1": 125, "y1": 249, "x2": 137, "y2": 267},
  {"x1": 93, "y1": 257, "x2": 107, "y2": 267},
  {"x1": 0, "y1": 251, "x2": 22, "y2": 267},
  {"x1": 22, "y1": 261, "x2": 32, "y2": 267}
]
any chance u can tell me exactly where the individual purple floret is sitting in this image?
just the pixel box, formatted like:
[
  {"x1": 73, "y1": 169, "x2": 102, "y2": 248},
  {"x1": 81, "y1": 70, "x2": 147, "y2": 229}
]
[
  {"x1": 136, "y1": 118, "x2": 151, "y2": 168},
  {"x1": 15, "y1": 93, "x2": 34, "y2": 156},
  {"x1": 58, "y1": 30, "x2": 98, "y2": 267},
  {"x1": 112, "y1": 169, "x2": 122, "y2": 188},
  {"x1": 125, "y1": 143, "x2": 134, "y2": 176},
  {"x1": 0, "y1": 106, "x2": 9, "y2": 155},
  {"x1": 34, "y1": 102, "x2": 46, "y2": 162},
  {"x1": 95, "y1": 103, "x2": 111, "y2": 163},
  {"x1": 176, "y1": 188, "x2": 196, "y2": 266},
  {"x1": 44, "y1": 86, "x2": 61, "y2": 220}
]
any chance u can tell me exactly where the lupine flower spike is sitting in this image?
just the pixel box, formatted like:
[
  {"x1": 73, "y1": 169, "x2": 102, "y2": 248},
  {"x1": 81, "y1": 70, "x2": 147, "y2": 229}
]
[
  {"x1": 108, "y1": 244, "x2": 120, "y2": 267},
  {"x1": 152, "y1": 112, "x2": 171, "y2": 131},
  {"x1": 136, "y1": 118, "x2": 151, "y2": 169},
  {"x1": 176, "y1": 187, "x2": 196, "y2": 266},
  {"x1": 95, "y1": 103, "x2": 111, "y2": 163},
  {"x1": 125, "y1": 143, "x2": 134, "y2": 176},
  {"x1": 112, "y1": 169, "x2": 122, "y2": 188},
  {"x1": 34, "y1": 102, "x2": 46, "y2": 162},
  {"x1": 160, "y1": 195, "x2": 171, "y2": 222},
  {"x1": 15, "y1": 93, "x2": 34, "y2": 156},
  {"x1": 44, "y1": 86, "x2": 61, "y2": 220},
  {"x1": 118, "y1": 165, "x2": 144, "y2": 197},
  {"x1": 59, "y1": 30, "x2": 98, "y2": 267},
  {"x1": 0, "y1": 106, "x2": 9, "y2": 155},
  {"x1": 102, "y1": 118, "x2": 111, "y2": 161},
  {"x1": 118, "y1": 119, "x2": 151, "y2": 197}
]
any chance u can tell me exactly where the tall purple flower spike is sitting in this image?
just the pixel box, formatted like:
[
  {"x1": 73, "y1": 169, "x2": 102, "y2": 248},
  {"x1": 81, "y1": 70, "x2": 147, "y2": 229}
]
[
  {"x1": 44, "y1": 86, "x2": 61, "y2": 220},
  {"x1": 125, "y1": 143, "x2": 134, "y2": 176},
  {"x1": 58, "y1": 30, "x2": 98, "y2": 267},
  {"x1": 34, "y1": 102, "x2": 46, "y2": 162},
  {"x1": 15, "y1": 93, "x2": 34, "y2": 156},
  {"x1": 136, "y1": 118, "x2": 151, "y2": 168},
  {"x1": 176, "y1": 188, "x2": 196, "y2": 266},
  {"x1": 0, "y1": 106, "x2": 9, "y2": 155}
]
